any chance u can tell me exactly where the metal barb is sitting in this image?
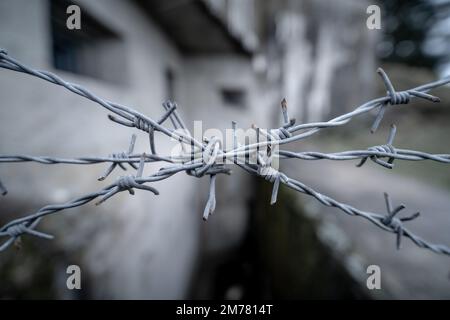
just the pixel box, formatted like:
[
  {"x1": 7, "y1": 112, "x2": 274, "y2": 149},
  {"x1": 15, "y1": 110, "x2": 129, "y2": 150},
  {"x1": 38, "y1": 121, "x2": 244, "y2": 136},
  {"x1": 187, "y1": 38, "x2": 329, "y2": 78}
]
[
  {"x1": 371, "y1": 68, "x2": 441, "y2": 133},
  {"x1": 381, "y1": 192, "x2": 420, "y2": 250},
  {"x1": 0, "y1": 218, "x2": 54, "y2": 252},
  {"x1": 281, "y1": 98, "x2": 289, "y2": 125},
  {"x1": 357, "y1": 124, "x2": 397, "y2": 169},
  {"x1": 1, "y1": 50, "x2": 450, "y2": 258},
  {"x1": 96, "y1": 153, "x2": 158, "y2": 205},
  {"x1": 203, "y1": 174, "x2": 217, "y2": 221},
  {"x1": 98, "y1": 134, "x2": 138, "y2": 181}
]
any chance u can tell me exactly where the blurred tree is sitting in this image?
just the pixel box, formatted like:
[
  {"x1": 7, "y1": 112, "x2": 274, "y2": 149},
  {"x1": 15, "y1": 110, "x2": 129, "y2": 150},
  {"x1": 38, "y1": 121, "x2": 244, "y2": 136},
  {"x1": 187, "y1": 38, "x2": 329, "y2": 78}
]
[{"x1": 378, "y1": 0, "x2": 450, "y2": 72}]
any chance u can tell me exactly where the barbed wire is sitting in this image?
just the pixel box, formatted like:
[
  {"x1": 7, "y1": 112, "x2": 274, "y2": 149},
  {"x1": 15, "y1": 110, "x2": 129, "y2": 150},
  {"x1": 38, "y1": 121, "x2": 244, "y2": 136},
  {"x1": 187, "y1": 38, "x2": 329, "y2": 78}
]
[
  {"x1": 1, "y1": 48, "x2": 450, "y2": 256},
  {"x1": 278, "y1": 125, "x2": 450, "y2": 167}
]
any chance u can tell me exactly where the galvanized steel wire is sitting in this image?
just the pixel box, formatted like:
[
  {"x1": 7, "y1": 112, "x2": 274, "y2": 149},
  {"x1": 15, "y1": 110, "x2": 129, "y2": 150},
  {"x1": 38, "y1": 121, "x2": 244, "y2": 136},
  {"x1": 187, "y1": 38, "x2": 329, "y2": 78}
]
[{"x1": 1, "y1": 48, "x2": 450, "y2": 256}]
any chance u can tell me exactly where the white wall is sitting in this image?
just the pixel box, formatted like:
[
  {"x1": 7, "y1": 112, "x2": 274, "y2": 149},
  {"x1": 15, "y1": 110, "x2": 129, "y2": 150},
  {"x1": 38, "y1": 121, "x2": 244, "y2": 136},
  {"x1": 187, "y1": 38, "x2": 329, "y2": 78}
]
[
  {"x1": 0, "y1": 0, "x2": 200, "y2": 299},
  {"x1": 278, "y1": 0, "x2": 377, "y2": 122}
]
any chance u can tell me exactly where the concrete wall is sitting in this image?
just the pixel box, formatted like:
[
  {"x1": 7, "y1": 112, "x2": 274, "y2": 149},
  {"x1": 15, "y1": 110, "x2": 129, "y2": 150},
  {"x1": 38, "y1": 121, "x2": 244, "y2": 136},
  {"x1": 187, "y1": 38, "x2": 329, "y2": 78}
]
[
  {"x1": 0, "y1": 0, "x2": 378, "y2": 299},
  {"x1": 277, "y1": 0, "x2": 377, "y2": 122},
  {"x1": 0, "y1": 0, "x2": 200, "y2": 299}
]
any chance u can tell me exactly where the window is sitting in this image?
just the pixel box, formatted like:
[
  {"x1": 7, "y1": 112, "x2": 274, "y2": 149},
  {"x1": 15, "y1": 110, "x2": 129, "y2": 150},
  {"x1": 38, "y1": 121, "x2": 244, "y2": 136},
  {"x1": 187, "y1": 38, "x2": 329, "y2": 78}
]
[
  {"x1": 165, "y1": 68, "x2": 176, "y2": 100},
  {"x1": 220, "y1": 87, "x2": 247, "y2": 109},
  {"x1": 50, "y1": 0, "x2": 127, "y2": 84}
]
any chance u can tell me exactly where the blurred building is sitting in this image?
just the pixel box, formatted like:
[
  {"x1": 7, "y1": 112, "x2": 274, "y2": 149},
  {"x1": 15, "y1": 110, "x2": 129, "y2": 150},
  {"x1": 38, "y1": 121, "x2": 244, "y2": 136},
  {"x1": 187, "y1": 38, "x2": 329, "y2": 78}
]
[
  {"x1": 0, "y1": 0, "x2": 376, "y2": 299},
  {"x1": 206, "y1": 0, "x2": 377, "y2": 121}
]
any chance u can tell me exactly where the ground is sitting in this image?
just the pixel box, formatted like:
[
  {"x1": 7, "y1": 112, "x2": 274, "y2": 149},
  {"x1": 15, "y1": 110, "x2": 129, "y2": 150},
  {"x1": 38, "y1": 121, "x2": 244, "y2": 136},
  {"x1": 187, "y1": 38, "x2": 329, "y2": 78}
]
[{"x1": 281, "y1": 111, "x2": 450, "y2": 298}]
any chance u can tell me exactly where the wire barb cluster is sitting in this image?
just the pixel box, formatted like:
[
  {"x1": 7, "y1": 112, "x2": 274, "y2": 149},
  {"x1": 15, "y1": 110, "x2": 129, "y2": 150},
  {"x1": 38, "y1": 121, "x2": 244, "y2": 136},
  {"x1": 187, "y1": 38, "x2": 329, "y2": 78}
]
[
  {"x1": 380, "y1": 192, "x2": 420, "y2": 250},
  {"x1": 99, "y1": 134, "x2": 139, "y2": 181},
  {"x1": 371, "y1": 68, "x2": 441, "y2": 133},
  {"x1": 357, "y1": 124, "x2": 397, "y2": 169},
  {"x1": 1, "y1": 48, "x2": 450, "y2": 257}
]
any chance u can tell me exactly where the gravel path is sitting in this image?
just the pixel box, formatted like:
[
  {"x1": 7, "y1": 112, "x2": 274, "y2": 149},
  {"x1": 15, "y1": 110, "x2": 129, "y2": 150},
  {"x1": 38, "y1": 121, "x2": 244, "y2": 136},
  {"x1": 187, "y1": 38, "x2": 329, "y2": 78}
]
[{"x1": 283, "y1": 158, "x2": 450, "y2": 299}]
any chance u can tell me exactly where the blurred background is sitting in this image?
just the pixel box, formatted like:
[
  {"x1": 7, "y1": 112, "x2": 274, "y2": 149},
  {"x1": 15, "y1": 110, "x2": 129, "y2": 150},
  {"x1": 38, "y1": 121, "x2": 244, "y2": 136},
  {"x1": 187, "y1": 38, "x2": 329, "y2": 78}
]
[{"x1": 0, "y1": 0, "x2": 449, "y2": 299}]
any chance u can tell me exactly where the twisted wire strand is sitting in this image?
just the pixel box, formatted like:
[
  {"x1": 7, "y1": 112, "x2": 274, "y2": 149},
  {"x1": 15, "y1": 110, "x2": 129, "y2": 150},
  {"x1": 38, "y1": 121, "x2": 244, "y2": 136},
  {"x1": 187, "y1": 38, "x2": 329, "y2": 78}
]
[
  {"x1": 0, "y1": 161, "x2": 194, "y2": 251},
  {"x1": 223, "y1": 70, "x2": 450, "y2": 157},
  {"x1": 280, "y1": 175, "x2": 450, "y2": 255},
  {"x1": 2, "y1": 49, "x2": 449, "y2": 164},
  {"x1": 278, "y1": 149, "x2": 450, "y2": 163},
  {"x1": 0, "y1": 158, "x2": 231, "y2": 251},
  {"x1": 256, "y1": 163, "x2": 450, "y2": 257},
  {"x1": 1, "y1": 49, "x2": 450, "y2": 257},
  {"x1": 277, "y1": 125, "x2": 450, "y2": 165},
  {"x1": 0, "y1": 154, "x2": 173, "y2": 164},
  {"x1": 2, "y1": 147, "x2": 450, "y2": 167},
  {"x1": 0, "y1": 50, "x2": 204, "y2": 150}
]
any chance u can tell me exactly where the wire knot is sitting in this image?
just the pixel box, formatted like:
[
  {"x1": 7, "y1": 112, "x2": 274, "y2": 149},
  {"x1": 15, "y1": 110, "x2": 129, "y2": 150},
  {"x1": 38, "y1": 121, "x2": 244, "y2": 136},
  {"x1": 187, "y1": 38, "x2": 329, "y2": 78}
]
[
  {"x1": 134, "y1": 116, "x2": 152, "y2": 133},
  {"x1": 0, "y1": 219, "x2": 54, "y2": 251},
  {"x1": 202, "y1": 138, "x2": 220, "y2": 164},
  {"x1": 388, "y1": 91, "x2": 410, "y2": 105},
  {"x1": 371, "y1": 68, "x2": 440, "y2": 133},
  {"x1": 96, "y1": 154, "x2": 158, "y2": 205},
  {"x1": 111, "y1": 151, "x2": 128, "y2": 160},
  {"x1": 380, "y1": 193, "x2": 420, "y2": 249},
  {"x1": 258, "y1": 166, "x2": 281, "y2": 183},
  {"x1": 357, "y1": 125, "x2": 397, "y2": 169},
  {"x1": 363, "y1": 144, "x2": 397, "y2": 169},
  {"x1": 382, "y1": 216, "x2": 403, "y2": 231},
  {"x1": 271, "y1": 127, "x2": 292, "y2": 140},
  {"x1": 98, "y1": 135, "x2": 138, "y2": 181},
  {"x1": 116, "y1": 175, "x2": 137, "y2": 191},
  {"x1": 257, "y1": 165, "x2": 287, "y2": 205},
  {"x1": 6, "y1": 224, "x2": 27, "y2": 238},
  {"x1": 188, "y1": 137, "x2": 221, "y2": 178}
]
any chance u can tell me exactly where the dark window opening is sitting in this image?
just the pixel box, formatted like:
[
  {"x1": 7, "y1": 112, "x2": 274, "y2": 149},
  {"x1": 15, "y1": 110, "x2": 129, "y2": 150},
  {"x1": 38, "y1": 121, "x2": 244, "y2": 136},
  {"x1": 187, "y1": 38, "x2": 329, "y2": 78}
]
[
  {"x1": 221, "y1": 88, "x2": 247, "y2": 109},
  {"x1": 50, "y1": 0, "x2": 127, "y2": 84},
  {"x1": 165, "y1": 68, "x2": 176, "y2": 101}
]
